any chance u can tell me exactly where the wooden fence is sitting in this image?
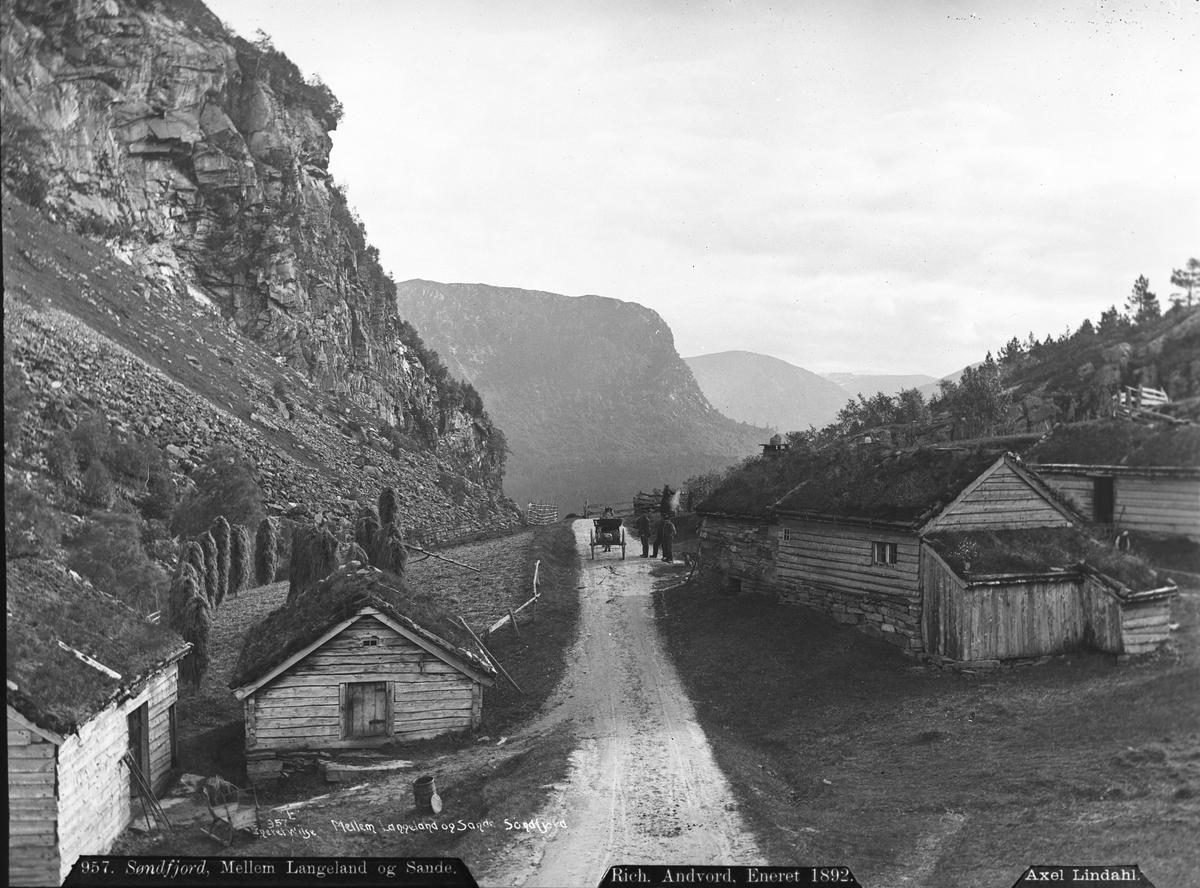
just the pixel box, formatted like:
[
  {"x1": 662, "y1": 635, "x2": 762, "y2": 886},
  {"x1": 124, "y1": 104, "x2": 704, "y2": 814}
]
[{"x1": 526, "y1": 503, "x2": 559, "y2": 525}]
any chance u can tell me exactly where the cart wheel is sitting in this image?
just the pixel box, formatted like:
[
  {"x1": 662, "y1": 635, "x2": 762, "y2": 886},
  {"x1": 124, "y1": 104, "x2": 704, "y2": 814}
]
[
  {"x1": 590, "y1": 545, "x2": 595, "y2": 560},
  {"x1": 621, "y1": 545, "x2": 625, "y2": 560}
]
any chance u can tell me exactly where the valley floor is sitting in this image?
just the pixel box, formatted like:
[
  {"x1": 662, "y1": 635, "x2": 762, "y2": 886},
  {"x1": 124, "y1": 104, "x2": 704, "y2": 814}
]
[{"x1": 655, "y1": 572, "x2": 1200, "y2": 888}]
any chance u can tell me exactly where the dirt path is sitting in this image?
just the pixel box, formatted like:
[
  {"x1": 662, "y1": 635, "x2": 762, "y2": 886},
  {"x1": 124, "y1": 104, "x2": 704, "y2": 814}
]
[{"x1": 483, "y1": 521, "x2": 765, "y2": 887}]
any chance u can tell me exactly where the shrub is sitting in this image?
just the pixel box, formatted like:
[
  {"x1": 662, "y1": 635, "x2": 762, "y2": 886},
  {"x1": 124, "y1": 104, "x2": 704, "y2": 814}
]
[
  {"x1": 170, "y1": 445, "x2": 265, "y2": 538},
  {"x1": 65, "y1": 513, "x2": 168, "y2": 614},
  {"x1": 209, "y1": 516, "x2": 231, "y2": 607},
  {"x1": 80, "y1": 462, "x2": 115, "y2": 509},
  {"x1": 46, "y1": 430, "x2": 77, "y2": 482},
  {"x1": 255, "y1": 517, "x2": 278, "y2": 587},
  {"x1": 5, "y1": 479, "x2": 62, "y2": 559},
  {"x1": 111, "y1": 438, "x2": 151, "y2": 484},
  {"x1": 229, "y1": 523, "x2": 253, "y2": 597},
  {"x1": 198, "y1": 531, "x2": 219, "y2": 605},
  {"x1": 179, "y1": 594, "x2": 212, "y2": 688},
  {"x1": 378, "y1": 486, "x2": 399, "y2": 527},
  {"x1": 71, "y1": 413, "x2": 113, "y2": 470},
  {"x1": 287, "y1": 524, "x2": 339, "y2": 603},
  {"x1": 140, "y1": 467, "x2": 176, "y2": 521}
]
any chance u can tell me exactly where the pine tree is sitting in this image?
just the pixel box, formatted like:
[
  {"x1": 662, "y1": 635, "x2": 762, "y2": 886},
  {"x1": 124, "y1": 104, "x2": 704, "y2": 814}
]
[{"x1": 1125, "y1": 275, "x2": 1161, "y2": 325}]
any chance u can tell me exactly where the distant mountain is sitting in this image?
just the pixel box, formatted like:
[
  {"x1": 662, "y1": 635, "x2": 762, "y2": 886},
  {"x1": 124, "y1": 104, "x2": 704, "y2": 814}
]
[
  {"x1": 824, "y1": 372, "x2": 939, "y2": 399},
  {"x1": 393, "y1": 281, "x2": 772, "y2": 509},
  {"x1": 683, "y1": 351, "x2": 847, "y2": 434}
]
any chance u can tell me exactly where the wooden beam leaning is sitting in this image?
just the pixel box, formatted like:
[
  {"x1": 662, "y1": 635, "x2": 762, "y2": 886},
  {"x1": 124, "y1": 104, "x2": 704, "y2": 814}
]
[
  {"x1": 459, "y1": 617, "x2": 524, "y2": 694},
  {"x1": 404, "y1": 545, "x2": 481, "y2": 573}
]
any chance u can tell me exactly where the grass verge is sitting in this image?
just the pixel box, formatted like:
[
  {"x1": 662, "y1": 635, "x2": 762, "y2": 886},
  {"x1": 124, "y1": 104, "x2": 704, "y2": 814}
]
[{"x1": 654, "y1": 577, "x2": 1200, "y2": 888}]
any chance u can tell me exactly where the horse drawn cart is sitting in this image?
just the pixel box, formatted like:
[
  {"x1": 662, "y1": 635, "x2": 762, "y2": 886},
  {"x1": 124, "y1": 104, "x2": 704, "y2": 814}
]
[{"x1": 590, "y1": 518, "x2": 626, "y2": 560}]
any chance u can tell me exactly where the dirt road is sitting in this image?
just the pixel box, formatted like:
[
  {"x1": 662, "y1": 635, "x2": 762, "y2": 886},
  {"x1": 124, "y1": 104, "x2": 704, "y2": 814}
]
[{"x1": 484, "y1": 520, "x2": 765, "y2": 886}]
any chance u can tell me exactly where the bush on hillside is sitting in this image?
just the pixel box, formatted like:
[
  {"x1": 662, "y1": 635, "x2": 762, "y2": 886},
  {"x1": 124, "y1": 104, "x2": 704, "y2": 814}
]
[
  {"x1": 46, "y1": 430, "x2": 77, "y2": 483},
  {"x1": 5, "y1": 479, "x2": 62, "y2": 560},
  {"x1": 70, "y1": 413, "x2": 113, "y2": 470},
  {"x1": 170, "y1": 445, "x2": 265, "y2": 538},
  {"x1": 80, "y1": 462, "x2": 115, "y2": 508},
  {"x1": 66, "y1": 513, "x2": 168, "y2": 614}
]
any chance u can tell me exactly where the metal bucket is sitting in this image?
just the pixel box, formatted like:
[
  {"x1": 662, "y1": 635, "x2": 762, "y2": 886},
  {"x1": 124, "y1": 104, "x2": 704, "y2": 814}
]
[{"x1": 413, "y1": 775, "x2": 436, "y2": 812}]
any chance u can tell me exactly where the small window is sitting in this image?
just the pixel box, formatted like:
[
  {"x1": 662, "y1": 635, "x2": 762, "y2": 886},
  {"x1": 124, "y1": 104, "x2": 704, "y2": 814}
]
[
  {"x1": 872, "y1": 541, "x2": 898, "y2": 565},
  {"x1": 361, "y1": 636, "x2": 379, "y2": 647},
  {"x1": 782, "y1": 527, "x2": 792, "y2": 542}
]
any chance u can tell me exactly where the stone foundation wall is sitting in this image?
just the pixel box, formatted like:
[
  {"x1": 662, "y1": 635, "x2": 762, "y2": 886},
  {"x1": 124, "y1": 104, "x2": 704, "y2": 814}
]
[{"x1": 775, "y1": 582, "x2": 923, "y2": 653}]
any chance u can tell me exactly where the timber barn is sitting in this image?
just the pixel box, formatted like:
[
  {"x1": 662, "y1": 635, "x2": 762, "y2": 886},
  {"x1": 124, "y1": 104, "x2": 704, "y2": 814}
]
[
  {"x1": 1024, "y1": 420, "x2": 1200, "y2": 541},
  {"x1": 697, "y1": 441, "x2": 1177, "y2": 662},
  {"x1": 230, "y1": 564, "x2": 495, "y2": 782},
  {"x1": 7, "y1": 560, "x2": 190, "y2": 887}
]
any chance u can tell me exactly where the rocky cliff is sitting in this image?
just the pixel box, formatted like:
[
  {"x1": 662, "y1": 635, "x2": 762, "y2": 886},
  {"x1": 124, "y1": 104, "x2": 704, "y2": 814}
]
[
  {"x1": 393, "y1": 280, "x2": 772, "y2": 509},
  {"x1": 1, "y1": 0, "x2": 503, "y2": 483}
]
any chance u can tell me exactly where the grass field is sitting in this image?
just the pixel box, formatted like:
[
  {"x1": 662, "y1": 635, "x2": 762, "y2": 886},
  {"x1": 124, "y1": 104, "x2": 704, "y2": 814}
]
[
  {"x1": 654, "y1": 575, "x2": 1200, "y2": 888},
  {"x1": 117, "y1": 522, "x2": 582, "y2": 867}
]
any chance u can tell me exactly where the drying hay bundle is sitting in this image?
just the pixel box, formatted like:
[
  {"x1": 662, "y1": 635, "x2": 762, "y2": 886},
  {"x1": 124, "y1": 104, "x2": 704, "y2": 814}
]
[
  {"x1": 343, "y1": 541, "x2": 369, "y2": 566},
  {"x1": 354, "y1": 508, "x2": 381, "y2": 564},
  {"x1": 229, "y1": 523, "x2": 253, "y2": 597},
  {"x1": 209, "y1": 516, "x2": 231, "y2": 606},
  {"x1": 378, "y1": 486, "x2": 399, "y2": 528},
  {"x1": 167, "y1": 566, "x2": 200, "y2": 635},
  {"x1": 198, "y1": 531, "x2": 219, "y2": 606},
  {"x1": 179, "y1": 593, "x2": 212, "y2": 687},
  {"x1": 373, "y1": 521, "x2": 408, "y2": 577},
  {"x1": 287, "y1": 524, "x2": 339, "y2": 604},
  {"x1": 177, "y1": 540, "x2": 205, "y2": 582},
  {"x1": 255, "y1": 517, "x2": 278, "y2": 587}
]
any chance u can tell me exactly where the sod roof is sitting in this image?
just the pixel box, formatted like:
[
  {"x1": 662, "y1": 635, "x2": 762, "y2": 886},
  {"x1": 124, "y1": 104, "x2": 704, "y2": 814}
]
[
  {"x1": 1025, "y1": 420, "x2": 1200, "y2": 468},
  {"x1": 924, "y1": 527, "x2": 1161, "y2": 591},
  {"x1": 771, "y1": 444, "x2": 1016, "y2": 527},
  {"x1": 6, "y1": 559, "x2": 190, "y2": 737},
  {"x1": 230, "y1": 564, "x2": 495, "y2": 690}
]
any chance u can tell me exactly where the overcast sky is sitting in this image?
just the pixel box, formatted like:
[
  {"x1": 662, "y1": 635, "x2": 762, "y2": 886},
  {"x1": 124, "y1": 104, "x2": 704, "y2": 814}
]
[{"x1": 206, "y1": 0, "x2": 1198, "y2": 378}]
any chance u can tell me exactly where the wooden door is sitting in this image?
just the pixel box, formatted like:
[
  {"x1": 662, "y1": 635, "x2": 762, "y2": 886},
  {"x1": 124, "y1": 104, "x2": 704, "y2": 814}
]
[
  {"x1": 345, "y1": 682, "x2": 391, "y2": 738},
  {"x1": 1092, "y1": 477, "x2": 1114, "y2": 524},
  {"x1": 127, "y1": 703, "x2": 149, "y2": 796}
]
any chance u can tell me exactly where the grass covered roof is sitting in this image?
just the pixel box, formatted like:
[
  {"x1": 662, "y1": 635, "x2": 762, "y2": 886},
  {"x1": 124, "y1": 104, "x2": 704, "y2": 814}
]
[
  {"x1": 6, "y1": 559, "x2": 189, "y2": 736},
  {"x1": 770, "y1": 444, "x2": 1013, "y2": 526},
  {"x1": 924, "y1": 527, "x2": 1161, "y2": 591},
  {"x1": 1026, "y1": 420, "x2": 1200, "y2": 468},
  {"x1": 230, "y1": 564, "x2": 495, "y2": 690}
]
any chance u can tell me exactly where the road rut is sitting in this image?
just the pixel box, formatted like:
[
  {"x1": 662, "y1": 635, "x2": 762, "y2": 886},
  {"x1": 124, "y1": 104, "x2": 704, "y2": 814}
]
[{"x1": 485, "y1": 520, "x2": 765, "y2": 886}]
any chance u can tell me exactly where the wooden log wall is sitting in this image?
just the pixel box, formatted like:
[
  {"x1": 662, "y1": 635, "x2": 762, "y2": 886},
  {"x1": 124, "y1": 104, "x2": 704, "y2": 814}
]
[
  {"x1": 8, "y1": 714, "x2": 60, "y2": 888},
  {"x1": 248, "y1": 617, "x2": 480, "y2": 755},
  {"x1": 932, "y1": 462, "x2": 1073, "y2": 531},
  {"x1": 697, "y1": 517, "x2": 775, "y2": 595},
  {"x1": 775, "y1": 521, "x2": 923, "y2": 651},
  {"x1": 1079, "y1": 575, "x2": 1123, "y2": 654}
]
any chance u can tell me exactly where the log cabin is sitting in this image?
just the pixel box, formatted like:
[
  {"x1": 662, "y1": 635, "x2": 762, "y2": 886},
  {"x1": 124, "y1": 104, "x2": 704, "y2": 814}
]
[
  {"x1": 698, "y1": 441, "x2": 1175, "y2": 661},
  {"x1": 1024, "y1": 420, "x2": 1200, "y2": 541},
  {"x1": 7, "y1": 560, "x2": 190, "y2": 887},
  {"x1": 230, "y1": 564, "x2": 495, "y2": 783}
]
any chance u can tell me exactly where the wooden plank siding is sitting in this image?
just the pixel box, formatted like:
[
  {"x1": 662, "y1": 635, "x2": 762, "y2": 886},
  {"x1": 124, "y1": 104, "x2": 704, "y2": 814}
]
[
  {"x1": 1038, "y1": 471, "x2": 1200, "y2": 540},
  {"x1": 8, "y1": 713, "x2": 60, "y2": 887},
  {"x1": 930, "y1": 462, "x2": 1075, "y2": 531},
  {"x1": 53, "y1": 664, "x2": 179, "y2": 885},
  {"x1": 249, "y1": 617, "x2": 480, "y2": 751},
  {"x1": 776, "y1": 522, "x2": 918, "y2": 601},
  {"x1": 921, "y1": 545, "x2": 1090, "y2": 659}
]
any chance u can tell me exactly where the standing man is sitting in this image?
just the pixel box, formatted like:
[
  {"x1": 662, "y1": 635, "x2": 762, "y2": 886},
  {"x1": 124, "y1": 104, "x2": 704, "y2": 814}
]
[
  {"x1": 636, "y1": 512, "x2": 652, "y2": 558},
  {"x1": 662, "y1": 515, "x2": 677, "y2": 563}
]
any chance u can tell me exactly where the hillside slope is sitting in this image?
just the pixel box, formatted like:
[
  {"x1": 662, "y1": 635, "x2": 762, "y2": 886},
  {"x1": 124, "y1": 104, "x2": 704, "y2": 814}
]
[
  {"x1": 3, "y1": 195, "x2": 521, "y2": 540},
  {"x1": 0, "y1": 0, "x2": 503, "y2": 483},
  {"x1": 824, "y1": 372, "x2": 939, "y2": 399},
  {"x1": 683, "y1": 351, "x2": 847, "y2": 433},
  {"x1": 393, "y1": 281, "x2": 771, "y2": 508}
]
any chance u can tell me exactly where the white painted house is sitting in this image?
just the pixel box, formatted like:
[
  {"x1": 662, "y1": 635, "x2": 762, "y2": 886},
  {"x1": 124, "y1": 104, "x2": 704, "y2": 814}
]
[{"x1": 7, "y1": 560, "x2": 190, "y2": 886}]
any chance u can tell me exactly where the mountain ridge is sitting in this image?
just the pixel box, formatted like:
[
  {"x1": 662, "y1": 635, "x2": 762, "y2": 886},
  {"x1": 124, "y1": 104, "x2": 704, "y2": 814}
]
[{"x1": 394, "y1": 280, "x2": 771, "y2": 508}]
